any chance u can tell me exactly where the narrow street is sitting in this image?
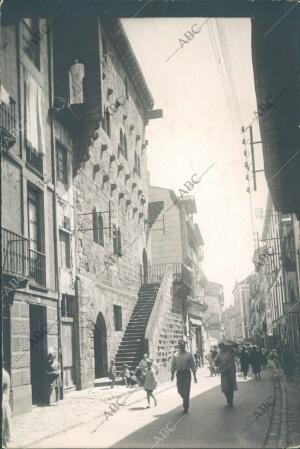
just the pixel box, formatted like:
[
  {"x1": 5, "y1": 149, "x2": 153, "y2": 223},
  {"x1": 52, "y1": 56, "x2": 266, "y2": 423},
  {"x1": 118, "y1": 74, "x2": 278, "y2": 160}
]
[{"x1": 33, "y1": 368, "x2": 274, "y2": 448}]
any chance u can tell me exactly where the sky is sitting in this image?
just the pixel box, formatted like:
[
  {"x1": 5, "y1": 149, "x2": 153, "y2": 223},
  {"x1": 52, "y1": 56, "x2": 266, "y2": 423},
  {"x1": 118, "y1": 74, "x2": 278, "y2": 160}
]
[{"x1": 122, "y1": 18, "x2": 269, "y2": 307}]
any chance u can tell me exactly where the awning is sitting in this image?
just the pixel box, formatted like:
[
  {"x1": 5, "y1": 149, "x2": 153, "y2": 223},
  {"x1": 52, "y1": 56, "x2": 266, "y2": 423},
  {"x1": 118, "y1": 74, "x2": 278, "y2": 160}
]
[{"x1": 190, "y1": 317, "x2": 203, "y2": 327}]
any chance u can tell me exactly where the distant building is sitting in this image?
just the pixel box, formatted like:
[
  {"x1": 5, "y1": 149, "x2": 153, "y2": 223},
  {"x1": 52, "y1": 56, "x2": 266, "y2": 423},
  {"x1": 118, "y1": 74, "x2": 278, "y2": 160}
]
[
  {"x1": 149, "y1": 187, "x2": 207, "y2": 362},
  {"x1": 222, "y1": 305, "x2": 237, "y2": 342},
  {"x1": 232, "y1": 276, "x2": 252, "y2": 343},
  {"x1": 202, "y1": 281, "x2": 224, "y2": 345}
]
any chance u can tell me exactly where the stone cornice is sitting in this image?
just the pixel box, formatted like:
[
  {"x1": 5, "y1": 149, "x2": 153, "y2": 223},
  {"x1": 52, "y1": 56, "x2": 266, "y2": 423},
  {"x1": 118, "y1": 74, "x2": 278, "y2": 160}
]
[{"x1": 102, "y1": 19, "x2": 154, "y2": 112}]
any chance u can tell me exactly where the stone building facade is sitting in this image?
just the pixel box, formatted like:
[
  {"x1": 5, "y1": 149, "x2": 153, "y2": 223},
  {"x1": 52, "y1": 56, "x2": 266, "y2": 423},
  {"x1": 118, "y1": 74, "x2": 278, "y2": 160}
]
[
  {"x1": 149, "y1": 186, "x2": 207, "y2": 356},
  {"x1": 1, "y1": 12, "x2": 161, "y2": 412},
  {"x1": 51, "y1": 17, "x2": 158, "y2": 389},
  {"x1": 1, "y1": 17, "x2": 62, "y2": 414}
]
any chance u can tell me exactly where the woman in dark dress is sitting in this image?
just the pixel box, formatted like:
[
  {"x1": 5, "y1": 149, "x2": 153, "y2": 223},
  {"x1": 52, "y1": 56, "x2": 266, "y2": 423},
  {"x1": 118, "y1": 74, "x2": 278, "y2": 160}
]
[
  {"x1": 214, "y1": 342, "x2": 238, "y2": 406},
  {"x1": 239, "y1": 345, "x2": 250, "y2": 379},
  {"x1": 250, "y1": 346, "x2": 261, "y2": 380}
]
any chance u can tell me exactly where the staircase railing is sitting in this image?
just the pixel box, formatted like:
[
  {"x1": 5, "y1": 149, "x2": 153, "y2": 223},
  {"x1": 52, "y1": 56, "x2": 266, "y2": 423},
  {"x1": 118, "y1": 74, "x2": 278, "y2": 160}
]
[{"x1": 144, "y1": 265, "x2": 174, "y2": 360}]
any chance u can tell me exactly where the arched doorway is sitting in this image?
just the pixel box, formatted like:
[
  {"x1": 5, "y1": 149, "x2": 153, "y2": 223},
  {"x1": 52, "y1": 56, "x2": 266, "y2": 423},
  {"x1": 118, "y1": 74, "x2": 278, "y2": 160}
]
[
  {"x1": 142, "y1": 249, "x2": 148, "y2": 284},
  {"x1": 94, "y1": 312, "x2": 108, "y2": 378}
]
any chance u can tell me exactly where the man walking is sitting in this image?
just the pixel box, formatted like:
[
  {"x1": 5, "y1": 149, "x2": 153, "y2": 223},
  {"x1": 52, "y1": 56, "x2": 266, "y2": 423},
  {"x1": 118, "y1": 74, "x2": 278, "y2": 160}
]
[{"x1": 171, "y1": 339, "x2": 197, "y2": 414}]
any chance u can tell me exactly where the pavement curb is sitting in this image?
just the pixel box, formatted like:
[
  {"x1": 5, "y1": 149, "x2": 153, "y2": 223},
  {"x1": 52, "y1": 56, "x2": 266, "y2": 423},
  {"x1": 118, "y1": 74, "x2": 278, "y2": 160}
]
[
  {"x1": 266, "y1": 364, "x2": 288, "y2": 449},
  {"x1": 279, "y1": 376, "x2": 288, "y2": 448},
  {"x1": 263, "y1": 367, "x2": 277, "y2": 447},
  {"x1": 10, "y1": 381, "x2": 176, "y2": 449}
]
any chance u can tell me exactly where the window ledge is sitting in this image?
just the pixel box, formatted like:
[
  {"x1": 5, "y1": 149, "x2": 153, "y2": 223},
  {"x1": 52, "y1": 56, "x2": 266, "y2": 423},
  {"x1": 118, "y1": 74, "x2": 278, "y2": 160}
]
[
  {"x1": 25, "y1": 162, "x2": 44, "y2": 179},
  {"x1": 29, "y1": 282, "x2": 48, "y2": 292}
]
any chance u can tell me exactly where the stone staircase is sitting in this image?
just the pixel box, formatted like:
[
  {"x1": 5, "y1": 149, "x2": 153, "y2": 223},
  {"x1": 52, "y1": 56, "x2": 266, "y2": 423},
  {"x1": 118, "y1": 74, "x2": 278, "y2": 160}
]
[{"x1": 115, "y1": 283, "x2": 159, "y2": 373}]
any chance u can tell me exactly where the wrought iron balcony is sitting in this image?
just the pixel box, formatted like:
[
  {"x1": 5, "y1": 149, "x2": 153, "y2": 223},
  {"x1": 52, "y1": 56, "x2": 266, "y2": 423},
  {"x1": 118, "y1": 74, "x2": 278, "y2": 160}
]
[
  {"x1": 0, "y1": 97, "x2": 16, "y2": 150},
  {"x1": 2, "y1": 227, "x2": 29, "y2": 279},
  {"x1": 2, "y1": 228, "x2": 46, "y2": 288},
  {"x1": 29, "y1": 248, "x2": 46, "y2": 287},
  {"x1": 26, "y1": 143, "x2": 43, "y2": 174}
]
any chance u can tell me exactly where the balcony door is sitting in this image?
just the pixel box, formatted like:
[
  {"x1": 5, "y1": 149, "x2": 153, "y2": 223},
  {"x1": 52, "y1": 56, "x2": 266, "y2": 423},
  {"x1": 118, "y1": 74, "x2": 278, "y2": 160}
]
[
  {"x1": 142, "y1": 249, "x2": 148, "y2": 284},
  {"x1": 27, "y1": 187, "x2": 45, "y2": 285},
  {"x1": 28, "y1": 189, "x2": 40, "y2": 252}
]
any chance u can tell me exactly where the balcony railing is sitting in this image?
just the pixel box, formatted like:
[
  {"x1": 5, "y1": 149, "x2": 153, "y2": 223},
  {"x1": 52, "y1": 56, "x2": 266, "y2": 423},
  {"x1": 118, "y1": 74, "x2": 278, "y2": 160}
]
[
  {"x1": 0, "y1": 97, "x2": 16, "y2": 135},
  {"x1": 141, "y1": 262, "x2": 193, "y2": 289},
  {"x1": 29, "y1": 249, "x2": 46, "y2": 287},
  {"x1": 0, "y1": 97, "x2": 16, "y2": 149},
  {"x1": 2, "y1": 228, "x2": 46, "y2": 288},
  {"x1": 2, "y1": 228, "x2": 29, "y2": 278},
  {"x1": 26, "y1": 143, "x2": 43, "y2": 174}
]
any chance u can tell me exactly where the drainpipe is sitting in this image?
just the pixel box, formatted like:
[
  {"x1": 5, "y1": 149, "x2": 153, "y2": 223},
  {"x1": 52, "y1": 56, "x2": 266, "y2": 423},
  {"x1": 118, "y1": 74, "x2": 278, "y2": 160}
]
[{"x1": 47, "y1": 19, "x2": 64, "y2": 399}]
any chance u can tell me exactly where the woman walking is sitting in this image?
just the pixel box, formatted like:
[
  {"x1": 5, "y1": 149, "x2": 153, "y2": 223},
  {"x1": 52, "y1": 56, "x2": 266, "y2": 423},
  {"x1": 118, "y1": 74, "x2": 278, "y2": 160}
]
[
  {"x1": 214, "y1": 342, "x2": 238, "y2": 407},
  {"x1": 250, "y1": 346, "x2": 262, "y2": 380},
  {"x1": 239, "y1": 345, "x2": 250, "y2": 379},
  {"x1": 144, "y1": 359, "x2": 157, "y2": 408},
  {"x1": 206, "y1": 350, "x2": 217, "y2": 376},
  {"x1": 280, "y1": 344, "x2": 295, "y2": 382}
]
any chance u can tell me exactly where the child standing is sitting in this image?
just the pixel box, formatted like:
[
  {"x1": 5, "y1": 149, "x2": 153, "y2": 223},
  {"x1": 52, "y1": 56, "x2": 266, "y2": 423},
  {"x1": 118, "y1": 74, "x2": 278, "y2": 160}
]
[
  {"x1": 144, "y1": 359, "x2": 157, "y2": 408},
  {"x1": 121, "y1": 364, "x2": 130, "y2": 387},
  {"x1": 109, "y1": 360, "x2": 116, "y2": 389}
]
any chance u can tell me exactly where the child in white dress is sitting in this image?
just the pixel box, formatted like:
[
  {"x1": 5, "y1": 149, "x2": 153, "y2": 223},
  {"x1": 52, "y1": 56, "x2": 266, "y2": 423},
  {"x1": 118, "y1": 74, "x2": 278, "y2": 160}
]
[{"x1": 144, "y1": 359, "x2": 157, "y2": 408}]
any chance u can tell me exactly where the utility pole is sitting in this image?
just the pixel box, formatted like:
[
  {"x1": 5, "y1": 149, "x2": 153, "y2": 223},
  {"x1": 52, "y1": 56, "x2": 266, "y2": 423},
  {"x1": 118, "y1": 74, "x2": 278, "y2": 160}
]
[{"x1": 249, "y1": 126, "x2": 264, "y2": 192}]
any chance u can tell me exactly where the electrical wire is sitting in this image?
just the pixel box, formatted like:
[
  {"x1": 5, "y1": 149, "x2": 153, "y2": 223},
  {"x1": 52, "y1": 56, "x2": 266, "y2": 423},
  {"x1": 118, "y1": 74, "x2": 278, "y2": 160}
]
[{"x1": 207, "y1": 21, "x2": 237, "y2": 128}]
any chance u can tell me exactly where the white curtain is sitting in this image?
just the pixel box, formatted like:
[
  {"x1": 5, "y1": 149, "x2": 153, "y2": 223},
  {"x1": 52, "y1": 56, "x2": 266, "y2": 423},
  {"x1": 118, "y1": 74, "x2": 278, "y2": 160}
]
[{"x1": 25, "y1": 72, "x2": 45, "y2": 154}]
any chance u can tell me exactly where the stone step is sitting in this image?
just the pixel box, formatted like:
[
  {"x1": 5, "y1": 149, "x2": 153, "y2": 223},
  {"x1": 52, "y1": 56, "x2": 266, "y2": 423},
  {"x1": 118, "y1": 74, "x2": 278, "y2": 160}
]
[{"x1": 94, "y1": 377, "x2": 124, "y2": 387}]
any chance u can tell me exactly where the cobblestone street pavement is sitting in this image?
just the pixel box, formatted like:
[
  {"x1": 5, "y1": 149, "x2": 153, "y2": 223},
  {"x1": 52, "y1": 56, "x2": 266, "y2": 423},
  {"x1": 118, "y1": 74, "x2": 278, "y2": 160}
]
[
  {"x1": 31, "y1": 367, "x2": 276, "y2": 448},
  {"x1": 9, "y1": 378, "x2": 176, "y2": 448}
]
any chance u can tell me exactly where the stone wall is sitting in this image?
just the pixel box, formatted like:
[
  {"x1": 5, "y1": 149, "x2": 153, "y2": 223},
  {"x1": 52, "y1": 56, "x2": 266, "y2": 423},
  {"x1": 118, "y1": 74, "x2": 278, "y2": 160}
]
[
  {"x1": 1, "y1": 18, "x2": 60, "y2": 415},
  {"x1": 150, "y1": 187, "x2": 182, "y2": 265},
  {"x1": 73, "y1": 27, "x2": 152, "y2": 388},
  {"x1": 145, "y1": 272, "x2": 184, "y2": 383}
]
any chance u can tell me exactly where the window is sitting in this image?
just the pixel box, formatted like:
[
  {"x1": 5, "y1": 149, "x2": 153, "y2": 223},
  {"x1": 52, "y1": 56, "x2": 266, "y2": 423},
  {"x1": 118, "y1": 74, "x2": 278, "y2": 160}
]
[
  {"x1": 27, "y1": 186, "x2": 46, "y2": 285},
  {"x1": 24, "y1": 70, "x2": 45, "y2": 172},
  {"x1": 28, "y1": 188, "x2": 40, "y2": 251},
  {"x1": 56, "y1": 142, "x2": 68, "y2": 184},
  {"x1": 119, "y1": 129, "x2": 124, "y2": 152},
  {"x1": 62, "y1": 294, "x2": 74, "y2": 317},
  {"x1": 134, "y1": 151, "x2": 138, "y2": 174},
  {"x1": 112, "y1": 225, "x2": 118, "y2": 255},
  {"x1": 137, "y1": 156, "x2": 141, "y2": 177},
  {"x1": 124, "y1": 135, "x2": 128, "y2": 159},
  {"x1": 22, "y1": 18, "x2": 40, "y2": 69},
  {"x1": 125, "y1": 78, "x2": 129, "y2": 100},
  {"x1": 102, "y1": 107, "x2": 111, "y2": 137},
  {"x1": 113, "y1": 305, "x2": 122, "y2": 331},
  {"x1": 112, "y1": 225, "x2": 122, "y2": 257},
  {"x1": 59, "y1": 229, "x2": 71, "y2": 269},
  {"x1": 93, "y1": 208, "x2": 104, "y2": 246},
  {"x1": 117, "y1": 227, "x2": 122, "y2": 256}
]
